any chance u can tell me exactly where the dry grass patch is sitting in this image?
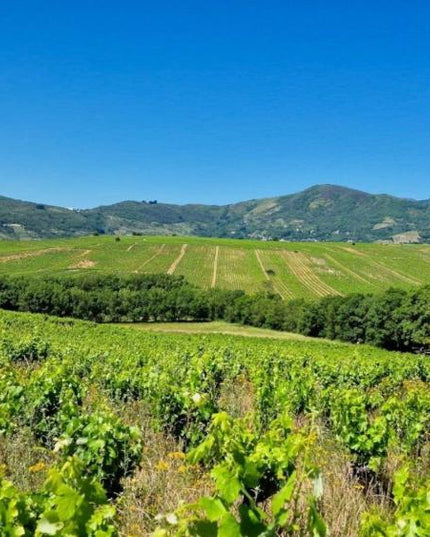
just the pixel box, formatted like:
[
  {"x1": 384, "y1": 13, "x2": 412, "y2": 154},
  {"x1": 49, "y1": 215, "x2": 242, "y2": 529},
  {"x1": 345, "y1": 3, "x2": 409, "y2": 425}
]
[
  {"x1": 0, "y1": 428, "x2": 54, "y2": 492},
  {"x1": 310, "y1": 426, "x2": 392, "y2": 537},
  {"x1": 69, "y1": 259, "x2": 96, "y2": 269},
  {"x1": 218, "y1": 374, "x2": 255, "y2": 420},
  {"x1": 117, "y1": 403, "x2": 212, "y2": 536}
]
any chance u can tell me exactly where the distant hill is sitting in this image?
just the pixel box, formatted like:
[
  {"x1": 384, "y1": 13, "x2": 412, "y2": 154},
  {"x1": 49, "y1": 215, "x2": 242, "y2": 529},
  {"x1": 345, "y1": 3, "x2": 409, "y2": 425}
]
[{"x1": 1, "y1": 184, "x2": 430, "y2": 242}]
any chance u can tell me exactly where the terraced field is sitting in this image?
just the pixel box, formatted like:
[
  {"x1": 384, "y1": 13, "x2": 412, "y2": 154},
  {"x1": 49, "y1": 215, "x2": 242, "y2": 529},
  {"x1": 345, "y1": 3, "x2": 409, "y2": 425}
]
[{"x1": 0, "y1": 235, "x2": 429, "y2": 299}]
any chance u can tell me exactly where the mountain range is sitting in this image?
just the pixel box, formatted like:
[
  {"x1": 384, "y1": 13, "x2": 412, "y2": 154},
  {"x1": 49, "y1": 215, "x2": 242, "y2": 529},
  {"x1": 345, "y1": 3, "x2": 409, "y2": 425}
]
[{"x1": 1, "y1": 184, "x2": 430, "y2": 243}]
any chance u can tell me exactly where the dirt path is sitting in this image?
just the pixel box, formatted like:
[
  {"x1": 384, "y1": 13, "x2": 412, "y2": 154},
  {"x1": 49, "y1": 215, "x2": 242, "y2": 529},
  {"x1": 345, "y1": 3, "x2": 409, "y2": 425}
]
[
  {"x1": 211, "y1": 246, "x2": 219, "y2": 288},
  {"x1": 339, "y1": 246, "x2": 366, "y2": 257},
  {"x1": 255, "y1": 250, "x2": 270, "y2": 281},
  {"x1": 76, "y1": 249, "x2": 92, "y2": 258},
  {"x1": 167, "y1": 244, "x2": 188, "y2": 275},
  {"x1": 0, "y1": 248, "x2": 70, "y2": 264},
  {"x1": 139, "y1": 244, "x2": 166, "y2": 270},
  {"x1": 254, "y1": 250, "x2": 289, "y2": 298}
]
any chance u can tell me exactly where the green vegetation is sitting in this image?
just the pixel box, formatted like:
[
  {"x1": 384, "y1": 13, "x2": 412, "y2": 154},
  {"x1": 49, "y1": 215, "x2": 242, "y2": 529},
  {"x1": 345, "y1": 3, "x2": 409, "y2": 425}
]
[
  {"x1": 0, "y1": 272, "x2": 429, "y2": 353},
  {"x1": 1, "y1": 310, "x2": 430, "y2": 535},
  {"x1": 2, "y1": 195, "x2": 430, "y2": 535},
  {"x1": 125, "y1": 320, "x2": 324, "y2": 340},
  {"x1": 0, "y1": 235, "x2": 430, "y2": 299},
  {"x1": 2, "y1": 184, "x2": 430, "y2": 242}
]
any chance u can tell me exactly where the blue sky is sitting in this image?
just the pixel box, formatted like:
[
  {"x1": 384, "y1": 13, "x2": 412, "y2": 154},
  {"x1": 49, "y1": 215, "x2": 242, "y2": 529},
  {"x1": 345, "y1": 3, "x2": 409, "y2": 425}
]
[{"x1": 1, "y1": 1, "x2": 429, "y2": 207}]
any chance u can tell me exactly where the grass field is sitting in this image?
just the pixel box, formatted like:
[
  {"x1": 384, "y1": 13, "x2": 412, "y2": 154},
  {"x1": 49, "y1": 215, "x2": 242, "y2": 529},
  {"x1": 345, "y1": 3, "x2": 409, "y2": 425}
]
[
  {"x1": 120, "y1": 319, "x2": 336, "y2": 341},
  {"x1": 0, "y1": 234, "x2": 429, "y2": 299}
]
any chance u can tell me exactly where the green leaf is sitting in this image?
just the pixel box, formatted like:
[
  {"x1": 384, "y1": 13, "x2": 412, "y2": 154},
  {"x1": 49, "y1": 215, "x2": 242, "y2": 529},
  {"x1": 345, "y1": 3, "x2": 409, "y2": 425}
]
[
  {"x1": 211, "y1": 466, "x2": 241, "y2": 504},
  {"x1": 55, "y1": 485, "x2": 82, "y2": 520},
  {"x1": 36, "y1": 517, "x2": 64, "y2": 535},
  {"x1": 308, "y1": 500, "x2": 328, "y2": 537},
  {"x1": 239, "y1": 504, "x2": 267, "y2": 537},
  {"x1": 199, "y1": 497, "x2": 227, "y2": 521},
  {"x1": 219, "y1": 514, "x2": 241, "y2": 537},
  {"x1": 189, "y1": 520, "x2": 217, "y2": 536},
  {"x1": 272, "y1": 471, "x2": 296, "y2": 516},
  {"x1": 243, "y1": 460, "x2": 260, "y2": 489}
]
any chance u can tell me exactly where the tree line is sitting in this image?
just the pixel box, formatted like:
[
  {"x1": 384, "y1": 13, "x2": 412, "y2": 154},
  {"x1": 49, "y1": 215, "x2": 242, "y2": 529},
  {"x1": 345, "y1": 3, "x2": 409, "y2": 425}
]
[{"x1": 0, "y1": 273, "x2": 428, "y2": 353}]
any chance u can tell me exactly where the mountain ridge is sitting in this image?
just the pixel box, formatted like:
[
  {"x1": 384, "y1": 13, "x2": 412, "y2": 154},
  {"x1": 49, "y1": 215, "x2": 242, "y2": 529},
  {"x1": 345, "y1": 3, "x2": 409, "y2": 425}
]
[{"x1": 1, "y1": 184, "x2": 430, "y2": 243}]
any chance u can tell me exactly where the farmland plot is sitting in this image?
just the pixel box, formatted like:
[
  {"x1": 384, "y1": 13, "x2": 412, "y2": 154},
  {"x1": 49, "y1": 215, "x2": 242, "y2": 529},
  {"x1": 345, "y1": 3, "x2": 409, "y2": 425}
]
[
  {"x1": 79, "y1": 242, "x2": 162, "y2": 272},
  {"x1": 254, "y1": 249, "x2": 297, "y2": 299},
  {"x1": 215, "y1": 246, "x2": 266, "y2": 293},
  {"x1": 140, "y1": 243, "x2": 183, "y2": 273},
  {"x1": 335, "y1": 245, "x2": 421, "y2": 286},
  {"x1": 167, "y1": 243, "x2": 188, "y2": 274},
  {"x1": 355, "y1": 243, "x2": 425, "y2": 286},
  {"x1": 280, "y1": 250, "x2": 342, "y2": 297},
  {"x1": 0, "y1": 248, "x2": 80, "y2": 275},
  {"x1": 174, "y1": 245, "x2": 216, "y2": 287},
  {"x1": 289, "y1": 244, "x2": 380, "y2": 296},
  {"x1": 2, "y1": 236, "x2": 430, "y2": 299}
]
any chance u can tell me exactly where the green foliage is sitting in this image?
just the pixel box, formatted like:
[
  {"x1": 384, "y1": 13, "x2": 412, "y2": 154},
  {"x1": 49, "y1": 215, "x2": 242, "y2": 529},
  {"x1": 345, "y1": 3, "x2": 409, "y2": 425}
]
[
  {"x1": 0, "y1": 273, "x2": 233, "y2": 324},
  {"x1": 1, "y1": 272, "x2": 430, "y2": 352},
  {"x1": 25, "y1": 366, "x2": 83, "y2": 446},
  {"x1": 0, "y1": 458, "x2": 117, "y2": 537},
  {"x1": 155, "y1": 412, "x2": 327, "y2": 537},
  {"x1": 54, "y1": 412, "x2": 142, "y2": 495},
  {"x1": 331, "y1": 389, "x2": 389, "y2": 470},
  {"x1": 36, "y1": 458, "x2": 117, "y2": 537},
  {"x1": 0, "y1": 476, "x2": 40, "y2": 536},
  {"x1": 382, "y1": 381, "x2": 430, "y2": 452},
  {"x1": 1, "y1": 336, "x2": 50, "y2": 364},
  {"x1": 361, "y1": 466, "x2": 430, "y2": 536},
  {"x1": 1, "y1": 309, "x2": 430, "y2": 535},
  {"x1": 0, "y1": 369, "x2": 24, "y2": 434}
]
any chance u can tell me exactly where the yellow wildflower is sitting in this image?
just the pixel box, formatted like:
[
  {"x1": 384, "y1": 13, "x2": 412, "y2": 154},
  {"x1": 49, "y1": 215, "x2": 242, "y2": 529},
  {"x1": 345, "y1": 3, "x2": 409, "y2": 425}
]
[
  {"x1": 168, "y1": 451, "x2": 185, "y2": 460},
  {"x1": 155, "y1": 460, "x2": 169, "y2": 471},
  {"x1": 28, "y1": 462, "x2": 46, "y2": 473}
]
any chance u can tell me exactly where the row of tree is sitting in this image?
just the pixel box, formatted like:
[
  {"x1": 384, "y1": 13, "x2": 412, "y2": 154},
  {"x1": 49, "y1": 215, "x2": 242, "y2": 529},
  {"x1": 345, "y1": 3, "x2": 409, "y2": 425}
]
[
  {"x1": 0, "y1": 273, "x2": 429, "y2": 353},
  {"x1": 227, "y1": 288, "x2": 430, "y2": 352},
  {"x1": 0, "y1": 274, "x2": 241, "y2": 323}
]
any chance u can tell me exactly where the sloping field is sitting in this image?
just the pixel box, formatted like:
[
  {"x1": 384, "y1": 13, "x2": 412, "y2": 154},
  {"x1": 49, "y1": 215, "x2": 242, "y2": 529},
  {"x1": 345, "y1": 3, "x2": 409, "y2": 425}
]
[
  {"x1": 0, "y1": 234, "x2": 429, "y2": 299},
  {"x1": 215, "y1": 245, "x2": 266, "y2": 293},
  {"x1": 174, "y1": 245, "x2": 216, "y2": 287}
]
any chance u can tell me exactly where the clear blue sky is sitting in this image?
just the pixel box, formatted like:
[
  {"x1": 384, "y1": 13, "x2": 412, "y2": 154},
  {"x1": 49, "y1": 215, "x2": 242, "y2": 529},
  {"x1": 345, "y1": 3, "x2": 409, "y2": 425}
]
[{"x1": 1, "y1": 1, "x2": 429, "y2": 208}]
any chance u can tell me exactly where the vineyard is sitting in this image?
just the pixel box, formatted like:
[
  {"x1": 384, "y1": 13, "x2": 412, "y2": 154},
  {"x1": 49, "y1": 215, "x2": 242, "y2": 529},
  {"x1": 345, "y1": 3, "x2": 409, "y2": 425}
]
[
  {"x1": 1, "y1": 309, "x2": 430, "y2": 535},
  {"x1": 0, "y1": 236, "x2": 430, "y2": 299}
]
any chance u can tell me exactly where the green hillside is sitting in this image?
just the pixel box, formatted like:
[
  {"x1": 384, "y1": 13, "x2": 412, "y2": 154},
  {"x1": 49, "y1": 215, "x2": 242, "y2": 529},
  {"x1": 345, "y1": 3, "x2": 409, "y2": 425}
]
[
  {"x1": 2, "y1": 184, "x2": 430, "y2": 242},
  {"x1": 0, "y1": 234, "x2": 429, "y2": 299}
]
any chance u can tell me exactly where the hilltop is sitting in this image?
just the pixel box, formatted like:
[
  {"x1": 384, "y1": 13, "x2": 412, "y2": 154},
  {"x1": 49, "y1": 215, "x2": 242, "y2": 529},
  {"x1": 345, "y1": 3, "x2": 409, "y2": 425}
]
[{"x1": 1, "y1": 184, "x2": 430, "y2": 242}]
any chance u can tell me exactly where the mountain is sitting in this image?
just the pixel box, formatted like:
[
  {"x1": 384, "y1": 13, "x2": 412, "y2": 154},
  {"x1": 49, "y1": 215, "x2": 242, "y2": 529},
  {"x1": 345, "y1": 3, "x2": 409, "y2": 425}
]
[{"x1": 1, "y1": 185, "x2": 430, "y2": 243}]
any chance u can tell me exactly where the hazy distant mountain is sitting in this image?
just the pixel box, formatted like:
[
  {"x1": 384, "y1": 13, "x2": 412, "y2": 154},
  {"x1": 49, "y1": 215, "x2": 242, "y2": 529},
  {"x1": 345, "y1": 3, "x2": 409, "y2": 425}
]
[{"x1": 1, "y1": 185, "x2": 430, "y2": 243}]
